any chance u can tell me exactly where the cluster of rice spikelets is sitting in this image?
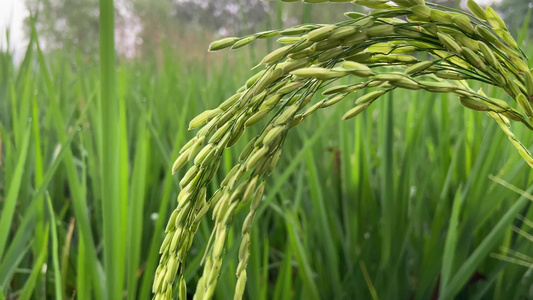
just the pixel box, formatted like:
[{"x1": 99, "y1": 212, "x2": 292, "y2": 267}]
[{"x1": 153, "y1": 0, "x2": 533, "y2": 299}]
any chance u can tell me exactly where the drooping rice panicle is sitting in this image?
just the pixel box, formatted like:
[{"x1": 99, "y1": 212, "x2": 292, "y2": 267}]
[{"x1": 155, "y1": 1, "x2": 533, "y2": 298}]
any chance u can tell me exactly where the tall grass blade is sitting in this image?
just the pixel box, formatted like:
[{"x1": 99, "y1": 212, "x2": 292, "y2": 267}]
[
  {"x1": 0, "y1": 128, "x2": 30, "y2": 259},
  {"x1": 126, "y1": 115, "x2": 149, "y2": 299},
  {"x1": 99, "y1": 0, "x2": 124, "y2": 298},
  {"x1": 439, "y1": 187, "x2": 463, "y2": 297},
  {"x1": 32, "y1": 95, "x2": 45, "y2": 253},
  {"x1": 0, "y1": 202, "x2": 37, "y2": 289},
  {"x1": 61, "y1": 218, "x2": 75, "y2": 300},
  {"x1": 285, "y1": 213, "x2": 320, "y2": 300},
  {"x1": 18, "y1": 227, "x2": 49, "y2": 300},
  {"x1": 46, "y1": 194, "x2": 63, "y2": 300},
  {"x1": 32, "y1": 15, "x2": 104, "y2": 299},
  {"x1": 442, "y1": 181, "x2": 533, "y2": 299}
]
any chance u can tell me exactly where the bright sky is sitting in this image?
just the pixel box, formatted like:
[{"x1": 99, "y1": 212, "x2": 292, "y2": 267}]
[
  {"x1": 0, "y1": 0, "x2": 29, "y2": 54},
  {"x1": 0, "y1": 0, "x2": 499, "y2": 54}
]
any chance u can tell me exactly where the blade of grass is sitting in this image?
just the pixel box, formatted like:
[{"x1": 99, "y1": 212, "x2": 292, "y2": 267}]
[
  {"x1": 126, "y1": 113, "x2": 149, "y2": 299},
  {"x1": 18, "y1": 227, "x2": 49, "y2": 300},
  {"x1": 260, "y1": 236, "x2": 270, "y2": 300},
  {"x1": 441, "y1": 178, "x2": 533, "y2": 300},
  {"x1": 77, "y1": 237, "x2": 89, "y2": 300},
  {"x1": 0, "y1": 127, "x2": 30, "y2": 259},
  {"x1": 272, "y1": 167, "x2": 303, "y2": 300},
  {"x1": 99, "y1": 0, "x2": 124, "y2": 298},
  {"x1": 46, "y1": 194, "x2": 63, "y2": 300},
  {"x1": 32, "y1": 94, "x2": 45, "y2": 253},
  {"x1": 359, "y1": 260, "x2": 378, "y2": 300},
  {"x1": 32, "y1": 111, "x2": 84, "y2": 202},
  {"x1": 380, "y1": 92, "x2": 395, "y2": 269},
  {"x1": 0, "y1": 201, "x2": 37, "y2": 289},
  {"x1": 272, "y1": 245, "x2": 293, "y2": 300},
  {"x1": 285, "y1": 212, "x2": 320, "y2": 300},
  {"x1": 32, "y1": 16, "x2": 104, "y2": 299},
  {"x1": 61, "y1": 218, "x2": 75, "y2": 300},
  {"x1": 305, "y1": 150, "x2": 341, "y2": 296},
  {"x1": 117, "y1": 66, "x2": 130, "y2": 299},
  {"x1": 439, "y1": 186, "x2": 463, "y2": 297}
]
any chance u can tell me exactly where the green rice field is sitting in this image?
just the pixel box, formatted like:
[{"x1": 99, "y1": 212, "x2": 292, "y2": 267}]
[{"x1": 2, "y1": 1, "x2": 533, "y2": 299}]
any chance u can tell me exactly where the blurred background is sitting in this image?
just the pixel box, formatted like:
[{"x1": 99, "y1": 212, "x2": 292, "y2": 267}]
[
  {"x1": 2, "y1": 0, "x2": 533, "y2": 299},
  {"x1": 1, "y1": 0, "x2": 530, "y2": 63}
]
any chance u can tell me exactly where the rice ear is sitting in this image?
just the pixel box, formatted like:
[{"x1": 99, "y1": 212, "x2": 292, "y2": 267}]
[{"x1": 157, "y1": 2, "x2": 533, "y2": 299}]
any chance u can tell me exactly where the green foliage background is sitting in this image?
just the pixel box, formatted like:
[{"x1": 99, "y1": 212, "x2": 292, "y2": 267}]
[{"x1": 1, "y1": 0, "x2": 533, "y2": 299}]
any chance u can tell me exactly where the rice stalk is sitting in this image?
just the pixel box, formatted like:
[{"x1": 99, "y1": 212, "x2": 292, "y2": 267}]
[{"x1": 154, "y1": 1, "x2": 533, "y2": 298}]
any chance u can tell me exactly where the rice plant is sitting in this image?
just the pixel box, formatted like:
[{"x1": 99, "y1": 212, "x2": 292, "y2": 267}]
[
  {"x1": 3, "y1": 0, "x2": 533, "y2": 300},
  {"x1": 155, "y1": 0, "x2": 533, "y2": 299}
]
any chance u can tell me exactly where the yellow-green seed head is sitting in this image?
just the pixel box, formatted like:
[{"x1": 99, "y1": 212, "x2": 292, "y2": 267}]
[
  {"x1": 391, "y1": 0, "x2": 416, "y2": 7},
  {"x1": 219, "y1": 93, "x2": 243, "y2": 111},
  {"x1": 420, "y1": 81, "x2": 458, "y2": 93},
  {"x1": 395, "y1": 27, "x2": 423, "y2": 38},
  {"x1": 329, "y1": 26, "x2": 359, "y2": 40},
  {"x1": 234, "y1": 270, "x2": 247, "y2": 300},
  {"x1": 372, "y1": 73, "x2": 408, "y2": 82},
  {"x1": 245, "y1": 70, "x2": 266, "y2": 89},
  {"x1": 477, "y1": 42, "x2": 498, "y2": 69},
  {"x1": 341, "y1": 61, "x2": 373, "y2": 77},
  {"x1": 193, "y1": 144, "x2": 214, "y2": 165},
  {"x1": 411, "y1": 5, "x2": 431, "y2": 18},
  {"x1": 460, "y1": 96, "x2": 489, "y2": 111},
  {"x1": 353, "y1": 0, "x2": 390, "y2": 9},
  {"x1": 365, "y1": 24, "x2": 395, "y2": 37},
  {"x1": 307, "y1": 25, "x2": 337, "y2": 42},
  {"x1": 524, "y1": 71, "x2": 533, "y2": 97},
  {"x1": 451, "y1": 14, "x2": 475, "y2": 34},
  {"x1": 342, "y1": 104, "x2": 370, "y2": 120},
  {"x1": 467, "y1": 0, "x2": 486, "y2": 20},
  {"x1": 430, "y1": 9, "x2": 452, "y2": 23},
  {"x1": 494, "y1": 29, "x2": 519, "y2": 49},
  {"x1": 485, "y1": 6, "x2": 507, "y2": 30},
  {"x1": 341, "y1": 31, "x2": 369, "y2": 46},
  {"x1": 476, "y1": 25, "x2": 499, "y2": 45},
  {"x1": 178, "y1": 276, "x2": 187, "y2": 300},
  {"x1": 263, "y1": 126, "x2": 286, "y2": 145},
  {"x1": 277, "y1": 81, "x2": 304, "y2": 94},
  {"x1": 231, "y1": 36, "x2": 257, "y2": 50},
  {"x1": 172, "y1": 151, "x2": 190, "y2": 175},
  {"x1": 390, "y1": 77, "x2": 421, "y2": 90},
  {"x1": 461, "y1": 46, "x2": 487, "y2": 71},
  {"x1": 209, "y1": 37, "x2": 239, "y2": 51},
  {"x1": 209, "y1": 122, "x2": 232, "y2": 144},
  {"x1": 437, "y1": 33, "x2": 462, "y2": 54},
  {"x1": 261, "y1": 45, "x2": 292, "y2": 65},
  {"x1": 317, "y1": 47, "x2": 345, "y2": 63},
  {"x1": 517, "y1": 94, "x2": 533, "y2": 117},
  {"x1": 280, "y1": 26, "x2": 312, "y2": 36},
  {"x1": 282, "y1": 58, "x2": 312, "y2": 74},
  {"x1": 245, "y1": 146, "x2": 269, "y2": 171},
  {"x1": 322, "y1": 93, "x2": 349, "y2": 108},
  {"x1": 405, "y1": 60, "x2": 433, "y2": 75},
  {"x1": 355, "y1": 90, "x2": 386, "y2": 104}
]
